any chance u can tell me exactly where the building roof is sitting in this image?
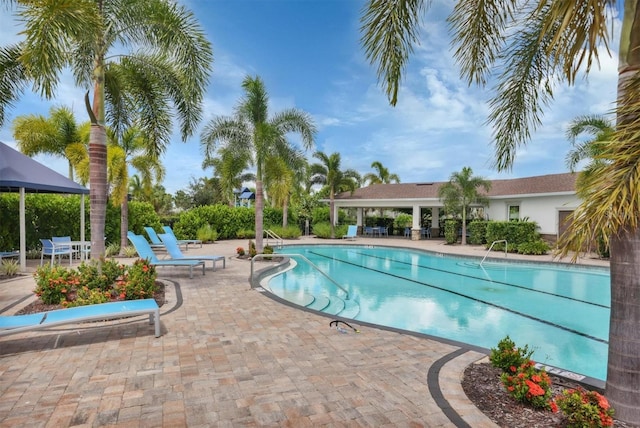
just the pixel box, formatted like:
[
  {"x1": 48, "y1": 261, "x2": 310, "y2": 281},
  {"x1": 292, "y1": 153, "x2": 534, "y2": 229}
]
[{"x1": 334, "y1": 172, "x2": 577, "y2": 201}]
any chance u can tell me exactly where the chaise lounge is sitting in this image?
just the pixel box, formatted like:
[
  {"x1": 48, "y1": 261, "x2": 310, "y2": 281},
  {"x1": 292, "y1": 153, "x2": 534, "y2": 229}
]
[
  {"x1": 128, "y1": 233, "x2": 205, "y2": 278},
  {"x1": 0, "y1": 299, "x2": 161, "y2": 338},
  {"x1": 159, "y1": 233, "x2": 225, "y2": 271}
]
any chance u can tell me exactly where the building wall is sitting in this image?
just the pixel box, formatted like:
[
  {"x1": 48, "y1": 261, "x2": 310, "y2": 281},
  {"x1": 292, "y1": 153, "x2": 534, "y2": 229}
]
[{"x1": 485, "y1": 194, "x2": 580, "y2": 236}]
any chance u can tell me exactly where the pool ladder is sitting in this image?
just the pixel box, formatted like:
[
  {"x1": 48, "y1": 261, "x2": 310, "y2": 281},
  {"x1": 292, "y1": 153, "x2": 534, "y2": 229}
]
[{"x1": 480, "y1": 240, "x2": 508, "y2": 266}]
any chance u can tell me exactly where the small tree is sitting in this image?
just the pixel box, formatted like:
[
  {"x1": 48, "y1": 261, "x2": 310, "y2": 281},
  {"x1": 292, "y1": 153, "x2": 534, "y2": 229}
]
[{"x1": 438, "y1": 167, "x2": 491, "y2": 245}]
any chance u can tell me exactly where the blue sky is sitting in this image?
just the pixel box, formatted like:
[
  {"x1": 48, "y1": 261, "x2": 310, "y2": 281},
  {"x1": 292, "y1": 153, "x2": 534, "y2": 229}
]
[{"x1": 0, "y1": 0, "x2": 622, "y2": 194}]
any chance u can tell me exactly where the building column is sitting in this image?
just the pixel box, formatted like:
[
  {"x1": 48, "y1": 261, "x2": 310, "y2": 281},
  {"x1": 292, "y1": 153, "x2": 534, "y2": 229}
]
[
  {"x1": 356, "y1": 208, "x2": 363, "y2": 235},
  {"x1": 411, "y1": 204, "x2": 421, "y2": 240}
]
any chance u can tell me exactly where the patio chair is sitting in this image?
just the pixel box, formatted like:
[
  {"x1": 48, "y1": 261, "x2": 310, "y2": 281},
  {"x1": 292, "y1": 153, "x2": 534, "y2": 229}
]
[
  {"x1": 52, "y1": 236, "x2": 79, "y2": 260},
  {"x1": 158, "y1": 233, "x2": 225, "y2": 271},
  {"x1": 378, "y1": 226, "x2": 388, "y2": 237},
  {"x1": 128, "y1": 233, "x2": 205, "y2": 279},
  {"x1": 364, "y1": 226, "x2": 373, "y2": 236},
  {"x1": 162, "y1": 226, "x2": 202, "y2": 250},
  {"x1": 404, "y1": 227, "x2": 411, "y2": 238},
  {"x1": 40, "y1": 239, "x2": 73, "y2": 266},
  {"x1": 421, "y1": 227, "x2": 431, "y2": 239},
  {"x1": 342, "y1": 225, "x2": 358, "y2": 240}
]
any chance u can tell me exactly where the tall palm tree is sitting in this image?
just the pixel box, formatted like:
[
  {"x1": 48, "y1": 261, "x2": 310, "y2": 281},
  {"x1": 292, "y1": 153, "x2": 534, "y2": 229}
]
[
  {"x1": 437, "y1": 167, "x2": 490, "y2": 245},
  {"x1": 362, "y1": 160, "x2": 401, "y2": 185},
  {"x1": 200, "y1": 75, "x2": 316, "y2": 251},
  {"x1": 0, "y1": 0, "x2": 212, "y2": 259},
  {"x1": 310, "y1": 151, "x2": 361, "y2": 239},
  {"x1": 67, "y1": 127, "x2": 164, "y2": 252},
  {"x1": 361, "y1": 0, "x2": 640, "y2": 422},
  {"x1": 12, "y1": 105, "x2": 82, "y2": 180},
  {"x1": 203, "y1": 145, "x2": 255, "y2": 207}
]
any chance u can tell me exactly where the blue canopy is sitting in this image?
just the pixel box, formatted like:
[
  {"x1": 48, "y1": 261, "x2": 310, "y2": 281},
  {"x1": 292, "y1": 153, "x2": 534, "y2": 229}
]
[
  {"x1": 0, "y1": 142, "x2": 88, "y2": 271},
  {"x1": 0, "y1": 142, "x2": 88, "y2": 194}
]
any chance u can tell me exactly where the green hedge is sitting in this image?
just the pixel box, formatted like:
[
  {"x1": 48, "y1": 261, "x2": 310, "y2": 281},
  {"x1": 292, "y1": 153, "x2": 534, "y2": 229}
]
[
  {"x1": 0, "y1": 194, "x2": 161, "y2": 251},
  {"x1": 485, "y1": 221, "x2": 539, "y2": 252}
]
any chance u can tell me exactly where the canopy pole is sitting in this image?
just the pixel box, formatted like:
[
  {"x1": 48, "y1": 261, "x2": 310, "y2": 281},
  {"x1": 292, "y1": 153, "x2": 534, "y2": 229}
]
[
  {"x1": 80, "y1": 194, "x2": 85, "y2": 243},
  {"x1": 19, "y1": 187, "x2": 26, "y2": 272}
]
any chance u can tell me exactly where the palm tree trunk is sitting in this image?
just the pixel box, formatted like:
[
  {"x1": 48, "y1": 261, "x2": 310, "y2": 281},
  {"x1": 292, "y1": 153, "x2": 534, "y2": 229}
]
[
  {"x1": 255, "y1": 180, "x2": 264, "y2": 252},
  {"x1": 282, "y1": 196, "x2": 289, "y2": 228},
  {"x1": 89, "y1": 124, "x2": 107, "y2": 258},
  {"x1": 606, "y1": 228, "x2": 640, "y2": 423},
  {"x1": 606, "y1": 3, "x2": 640, "y2": 423},
  {"x1": 329, "y1": 193, "x2": 335, "y2": 239},
  {"x1": 119, "y1": 197, "x2": 128, "y2": 256}
]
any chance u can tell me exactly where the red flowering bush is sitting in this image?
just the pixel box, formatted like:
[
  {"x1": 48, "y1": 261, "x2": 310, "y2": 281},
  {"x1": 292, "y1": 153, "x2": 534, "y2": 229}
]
[
  {"x1": 555, "y1": 387, "x2": 614, "y2": 427},
  {"x1": 115, "y1": 259, "x2": 157, "y2": 300},
  {"x1": 236, "y1": 247, "x2": 245, "y2": 256},
  {"x1": 34, "y1": 258, "x2": 157, "y2": 306},
  {"x1": 490, "y1": 335, "x2": 534, "y2": 372},
  {"x1": 500, "y1": 360, "x2": 553, "y2": 409},
  {"x1": 34, "y1": 264, "x2": 81, "y2": 304}
]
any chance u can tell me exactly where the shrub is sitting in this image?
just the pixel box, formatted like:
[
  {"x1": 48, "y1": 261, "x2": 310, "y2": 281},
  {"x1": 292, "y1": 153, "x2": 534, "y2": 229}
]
[
  {"x1": 517, "y1": 240, "x2": 550, "y2": 255},
  {"x1": 66, "y1": 286, "x2": 111, "y2": 308},
  {"x1": 490, "y1": 336, "x2": 534, "y2": 372},
  {"x1": 263, "y1": 245, "x2": 274, "y2": 255},
  {"x1": 105, "y1": 242, "x2": 120, "y2": 257},
  {"x1": 248, "y1": 240, "x2": 257, "y2": 257},
  {"x1": 122, "y1": 246, "x2": 138, "y2": 257},
  {"x1": 555, "y1": 388, "x2": 614, "y2": 428},
  {"x1": 196, "y1": 224, "x2": 218, "y2": 242},
  {"x1": 266, "y1": 225, "x2": 301, "y2": 239},
  {"x1": 236, "y1": 247, "x2": 245, "y2": 256},
  {"x1": 34, "y1": 265, "x2": 80, "y2": 304},
  {"x1": 310, "y1": 222, "x2": 332, "y2": 238},
  {"x1": 115, "y1": 259, "x2": 157, "y2": 300},
  {"x1": 394, "y1": 213, "x2": 412, "y2": 229},
  {"x1": 0, "y1": 259, "x2": 20, "y2": 276},
  {"x1": 236, "y1": 228, "x2": 255, "y2": 239},
  {"x1": 500, "y1": 360, "x2": 553, "y2": 409},
  {"x1": 444, "y1": 219, "x2": 459, "y2": 244},
  {"x1": 76, "y1": 259, "x2": 122, "y2": 292},
  {"x1": 467, "y1": 220, "x2": 487, "y2": 245}
]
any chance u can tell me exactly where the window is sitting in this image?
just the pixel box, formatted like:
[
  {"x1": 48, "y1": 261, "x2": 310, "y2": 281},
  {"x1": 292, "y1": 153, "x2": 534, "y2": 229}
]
[{"x1": 508, "y1": 205, "x2": 520, "y2": 221}]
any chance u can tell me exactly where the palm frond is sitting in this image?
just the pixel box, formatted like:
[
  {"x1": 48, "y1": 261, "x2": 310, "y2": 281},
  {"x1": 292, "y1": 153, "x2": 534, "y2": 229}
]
[
  {"x1": 360, "y1": 0, "x2": 428, "y2": 106},
  {"x1": 448, "y1": 0, "x2": 515, "y2": 86}
]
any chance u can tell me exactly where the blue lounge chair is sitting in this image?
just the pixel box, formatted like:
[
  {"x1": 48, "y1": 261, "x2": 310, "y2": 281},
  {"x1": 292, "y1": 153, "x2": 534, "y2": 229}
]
[
  {"x1": 128, "y1": 233, "x2": 205, "y2": 278},
  {"x1": 0, "y1": 299, "x2": 161, "y2": 338},
  {"x1": 162, "y1": 226, "x2": 202, "y2": 250},
  {"x1": 342, "y1": 225, "x2": 358, "y2": 240},
  {"x1": 143, "y1": 227, "x2": 166, "y2": 249},
  {"x1": 159, "y1": 233, "x2": 225, "y2": 271}
]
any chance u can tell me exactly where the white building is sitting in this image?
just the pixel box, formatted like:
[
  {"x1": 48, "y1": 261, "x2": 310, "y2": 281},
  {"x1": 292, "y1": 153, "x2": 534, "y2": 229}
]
[{"x1": 332, "y1": 172, "x2": 579, "y2": 241}]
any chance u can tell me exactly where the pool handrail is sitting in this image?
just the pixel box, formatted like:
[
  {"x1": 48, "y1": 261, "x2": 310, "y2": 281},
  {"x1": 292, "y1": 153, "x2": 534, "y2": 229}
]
[
  {"x1": 251, "y1": 253, "x2": 349, "y2": 299},
  {"x1": 480, "y1": 240, "x2": 508, "y2": 266}
]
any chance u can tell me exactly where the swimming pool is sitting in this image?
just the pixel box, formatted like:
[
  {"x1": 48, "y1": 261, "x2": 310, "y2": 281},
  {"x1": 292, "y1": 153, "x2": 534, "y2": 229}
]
[{"x1": 265, "y1": 245, "x2": 610, "y2": 381}]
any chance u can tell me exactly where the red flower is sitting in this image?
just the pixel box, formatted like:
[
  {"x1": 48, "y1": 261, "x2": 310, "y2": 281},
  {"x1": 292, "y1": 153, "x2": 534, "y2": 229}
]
[
  {"x1": 549, "y1": 401, "x2": 558, "y2": 413},
  {"x1": 509, "y1": 365, "x2": 517, "y2": 372},
  {"x1": 525, "y1": 379, "x2": 545, "y2": 396}
]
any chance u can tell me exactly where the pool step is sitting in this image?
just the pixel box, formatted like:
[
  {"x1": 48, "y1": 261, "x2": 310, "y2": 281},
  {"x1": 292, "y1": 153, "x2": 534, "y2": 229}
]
[
  {"x1": 305, "y1": 295, "x2": 346, "y2": 315},
  {"x1": 337, "y1": 299, "x2": 360, "y2": 319}
]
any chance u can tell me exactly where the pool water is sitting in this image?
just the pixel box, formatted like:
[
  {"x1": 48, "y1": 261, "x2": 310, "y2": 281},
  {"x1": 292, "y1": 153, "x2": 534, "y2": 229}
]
[{"x1": 267, "y1": 245, "x2": 610, "y2": 380}]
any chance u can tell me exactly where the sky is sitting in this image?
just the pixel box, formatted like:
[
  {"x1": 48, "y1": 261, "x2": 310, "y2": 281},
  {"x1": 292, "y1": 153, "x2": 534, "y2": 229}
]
[{"x1": 0, "y1": 0, "x2": 623, "y2": 195}]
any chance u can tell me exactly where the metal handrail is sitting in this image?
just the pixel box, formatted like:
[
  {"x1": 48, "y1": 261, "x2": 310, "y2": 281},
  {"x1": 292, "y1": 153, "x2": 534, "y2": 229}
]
[
  {"x1": 264, "y1": 229, "x2": 284, "y2": 249},
  {"x1": 251, "y1": 253, "x2": 349, "y2": 299},
  {"x1": 480, "y1": 240, "x2": 508, "y2": 266}
]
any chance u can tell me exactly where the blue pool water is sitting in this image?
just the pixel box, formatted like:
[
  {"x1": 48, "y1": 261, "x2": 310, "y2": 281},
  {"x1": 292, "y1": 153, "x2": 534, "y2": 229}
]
[{"x1": 266, "y1": 245, "x2": 610, "y2": 380}]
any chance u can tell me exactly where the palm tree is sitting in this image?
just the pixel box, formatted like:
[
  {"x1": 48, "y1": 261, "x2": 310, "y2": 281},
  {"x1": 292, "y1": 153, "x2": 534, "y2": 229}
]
[
  {"x1": 68, "y1": 127, "x2": 164, "y2": 253},
  {"x1": 361, "y1": 1, "x2": 640, "y2": 422},
  {"x1": 264, "y1": 147, "x2": 308, "y2": 228},
  {"x1": 565, "y1": 114, "x2": 614, "y2": 178},
  {"x1": 200, "y1": 75, "x2": 316, "y2": 251},
  {"x1": 437, "y1": 167, "x2": 490, "y2": 245},
  {"x1": 12, "y1": 105, "x2": 82, "y2": 180},
  {"x1": 362, "y1": 161, "x2": 400, "y2": 185},
  {"x1": 0, "y1": 0, "x2": 212, "y2": 259},
  {"x1": 203, "y1": 146, "x2": 255, "y2": 207},
  {"x1": 310, "y1": 151, "x2": 361, "y2": 239}
]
